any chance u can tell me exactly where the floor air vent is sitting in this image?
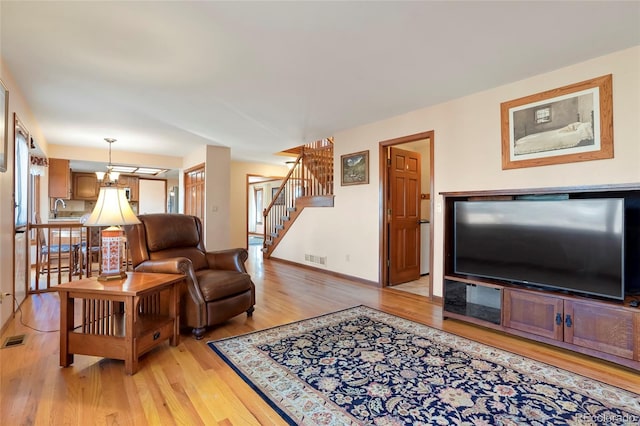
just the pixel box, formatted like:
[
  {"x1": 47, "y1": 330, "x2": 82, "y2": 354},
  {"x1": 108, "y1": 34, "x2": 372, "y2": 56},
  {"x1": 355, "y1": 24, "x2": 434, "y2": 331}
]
[
  {"x1": 2, "y1": 334, "x2": 26, "y2": 348},
  {"x1": 305, "y1": 254, "x2": 327, "y2": 265}
]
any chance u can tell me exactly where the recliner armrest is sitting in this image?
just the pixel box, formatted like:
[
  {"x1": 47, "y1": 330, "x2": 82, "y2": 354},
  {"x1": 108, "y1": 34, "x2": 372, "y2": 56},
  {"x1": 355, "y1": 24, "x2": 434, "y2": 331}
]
[
  {"x1": 134, "y1": 257, "x2": 192, "y2": 275},
  {"x1": 134, "y1": 256, "x2": 208, "y2": 328},
  {"x1": 205, "y1": 248, "x2": 249, "y2": 273}
]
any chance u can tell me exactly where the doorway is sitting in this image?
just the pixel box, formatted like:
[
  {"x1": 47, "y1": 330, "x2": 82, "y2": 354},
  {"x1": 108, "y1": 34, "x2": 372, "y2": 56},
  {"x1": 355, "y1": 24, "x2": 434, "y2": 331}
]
[
  {"x1": 379, "y1": 131, "x2": 434, "y2": 298},
  {"x1": 246, "y1": 175, "x2": 284, "y2": 249}
]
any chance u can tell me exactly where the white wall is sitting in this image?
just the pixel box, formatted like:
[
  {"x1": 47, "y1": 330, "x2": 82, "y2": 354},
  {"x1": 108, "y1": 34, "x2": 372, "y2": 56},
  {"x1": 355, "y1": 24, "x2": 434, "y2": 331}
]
[
  {"x1": 47, "y1": 144, "x2": 182, "y2": 170},
  {"x1": 274, "y1": 46, "x2": 640, "y2": 297},
  {"x1": 203, "y1": 145, "x2": 231, "y2": 250}
]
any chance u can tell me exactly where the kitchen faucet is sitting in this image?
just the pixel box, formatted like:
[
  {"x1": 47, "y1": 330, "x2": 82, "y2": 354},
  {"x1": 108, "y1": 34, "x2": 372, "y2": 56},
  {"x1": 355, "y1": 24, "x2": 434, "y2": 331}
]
[{"x1": 53, "y1": 198, "x2": 66, "y2": 218}]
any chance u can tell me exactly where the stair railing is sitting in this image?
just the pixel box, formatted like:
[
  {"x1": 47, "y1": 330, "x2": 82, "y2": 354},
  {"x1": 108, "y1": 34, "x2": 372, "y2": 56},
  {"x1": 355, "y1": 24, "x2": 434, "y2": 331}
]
[{"x1": 263, "y1": 137, "x2": 333, "y2": 255}]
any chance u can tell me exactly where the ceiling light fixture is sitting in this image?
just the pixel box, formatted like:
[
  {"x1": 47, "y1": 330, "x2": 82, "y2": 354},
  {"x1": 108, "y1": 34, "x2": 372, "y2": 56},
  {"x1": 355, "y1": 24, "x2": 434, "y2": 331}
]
[
  {"x1": 95, "y1": 137, "x2": 120, "y2": 183},
  {"x1": 108, "y1": 165, "x2": 168, "y2": 176}
]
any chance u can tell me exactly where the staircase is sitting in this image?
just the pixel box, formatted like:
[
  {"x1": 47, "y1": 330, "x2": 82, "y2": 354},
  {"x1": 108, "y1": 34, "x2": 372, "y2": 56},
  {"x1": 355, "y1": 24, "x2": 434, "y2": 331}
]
[{"x1": 262, "y1": 138, "x2": 334, "y2": 258}]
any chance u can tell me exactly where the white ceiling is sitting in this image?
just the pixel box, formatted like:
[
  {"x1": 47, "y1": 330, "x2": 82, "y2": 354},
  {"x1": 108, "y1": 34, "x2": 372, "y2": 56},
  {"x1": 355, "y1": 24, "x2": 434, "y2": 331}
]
[{"x1": 2, "y1": 1, "x2": 639, "y2": 168}]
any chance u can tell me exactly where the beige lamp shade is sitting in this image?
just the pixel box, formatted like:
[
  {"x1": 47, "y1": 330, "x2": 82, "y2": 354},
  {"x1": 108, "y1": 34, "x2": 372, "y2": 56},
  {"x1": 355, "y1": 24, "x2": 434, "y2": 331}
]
[{"x1": 84, "y1": 186, "x2": 140, "y2": 227}]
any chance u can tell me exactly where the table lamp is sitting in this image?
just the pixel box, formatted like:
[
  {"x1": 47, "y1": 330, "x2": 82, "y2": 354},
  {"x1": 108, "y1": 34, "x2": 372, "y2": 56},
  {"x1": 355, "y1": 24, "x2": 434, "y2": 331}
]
[{"x1": 84, "y1": 184, "x2": 140, "y2": 280}]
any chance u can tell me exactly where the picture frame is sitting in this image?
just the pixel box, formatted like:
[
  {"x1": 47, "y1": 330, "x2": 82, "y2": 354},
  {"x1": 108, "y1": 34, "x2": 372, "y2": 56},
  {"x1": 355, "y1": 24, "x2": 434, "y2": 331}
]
[
  {"x1": 500, "y1": 74, "x2": 613, "y2": 170},
  {"x1": 272, "y1": 187, "x2": 285, "y2": 205},
  {"x1": 0, "y1": 79, "x2": 8, "y2": 173},
  {"x1": 341, "y1": 150, "x2": 369, "y2": 186}
]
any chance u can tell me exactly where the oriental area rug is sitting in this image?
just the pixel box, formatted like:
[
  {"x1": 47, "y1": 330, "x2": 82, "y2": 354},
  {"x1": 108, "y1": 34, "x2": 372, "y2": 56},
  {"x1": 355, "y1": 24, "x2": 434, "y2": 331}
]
[{"x1": 208, "y1": 305, "x2": 640, "y2": 425}]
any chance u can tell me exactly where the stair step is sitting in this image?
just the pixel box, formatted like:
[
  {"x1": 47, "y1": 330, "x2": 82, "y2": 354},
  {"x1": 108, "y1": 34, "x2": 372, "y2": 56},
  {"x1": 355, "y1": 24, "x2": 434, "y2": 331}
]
[
  {"x1": 287, "y1": 207, "x2": 297, "y2": 212},
  {"x1": 281, "y1": 215, "x2": 290, "y2": 221},
  {"x1": 275, "y1": 224, "x2": 284, "y2": 230}
]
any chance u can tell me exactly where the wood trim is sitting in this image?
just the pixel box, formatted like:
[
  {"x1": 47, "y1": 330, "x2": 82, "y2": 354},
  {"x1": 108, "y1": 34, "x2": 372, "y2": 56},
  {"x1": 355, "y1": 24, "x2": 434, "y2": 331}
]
[
  {"x1": 183, "y1": 163, "x2": 205, "y2": 175},
  {"x1": 269, "y1": 256, "x2": 379, "y2": 287},
  {"x1": 183, "y1": 163, "x2": 205, "y2": 221},
  {"x1": 295, "y1": 195, "x2": 334, "y2": 208},
  {"x1": 440, "y1": 182, "x2": 640, "y2": 198},
  {"x1": 634, "y1": 312, "x2": 639, "y2": 361},
  {"x1": 13, "y1": 113, "x2": 31, "y2": 313},
  {"x1": 379, "y1": 131, "x2": 435, "y2": 300}
]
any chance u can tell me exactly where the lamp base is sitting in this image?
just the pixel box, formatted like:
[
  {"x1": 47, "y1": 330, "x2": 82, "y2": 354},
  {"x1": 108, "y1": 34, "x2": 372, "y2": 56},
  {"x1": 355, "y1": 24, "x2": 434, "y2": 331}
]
[
  {"x1": 97, "y1": 271, "x2": 127, "y2": 281},
  {"x1": 99, "y1": 226, "x2": 127, "y2": 281}
]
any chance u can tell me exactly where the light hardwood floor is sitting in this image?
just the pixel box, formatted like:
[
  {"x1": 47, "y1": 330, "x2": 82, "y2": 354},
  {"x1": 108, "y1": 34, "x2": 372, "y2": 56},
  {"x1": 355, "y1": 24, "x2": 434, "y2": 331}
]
[
  {"x1": 1, "y1": 246, "x2": 638, "y2": 425},
  {"x1": 389, "y1": 274, "x2": 430, "y2": 297}
]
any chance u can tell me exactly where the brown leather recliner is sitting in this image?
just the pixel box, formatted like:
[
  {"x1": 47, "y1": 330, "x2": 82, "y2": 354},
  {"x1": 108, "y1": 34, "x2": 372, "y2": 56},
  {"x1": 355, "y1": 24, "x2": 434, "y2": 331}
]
[{"x1": 125, "y1": 214, "x2": 255, "y2": 339}]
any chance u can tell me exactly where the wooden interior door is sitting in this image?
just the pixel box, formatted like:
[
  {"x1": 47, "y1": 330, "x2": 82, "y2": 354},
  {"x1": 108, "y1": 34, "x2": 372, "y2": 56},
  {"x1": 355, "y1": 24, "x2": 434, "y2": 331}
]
[
  {"x1": 388, "y1": 146, "x2": 421, "y2": 285},
  {"x1": 184, "y1": 164, "x2": 205, "y2": 221}
]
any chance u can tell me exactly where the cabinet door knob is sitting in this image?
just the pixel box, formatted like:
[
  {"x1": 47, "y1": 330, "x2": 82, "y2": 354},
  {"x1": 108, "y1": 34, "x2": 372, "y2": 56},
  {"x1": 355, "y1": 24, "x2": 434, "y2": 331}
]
[
  {"x1": 565, "y1": 314, "x2": 573, "y2": 328},
  {"x1": 555, "y1": 313, "x2": 562, "y2": 326}
]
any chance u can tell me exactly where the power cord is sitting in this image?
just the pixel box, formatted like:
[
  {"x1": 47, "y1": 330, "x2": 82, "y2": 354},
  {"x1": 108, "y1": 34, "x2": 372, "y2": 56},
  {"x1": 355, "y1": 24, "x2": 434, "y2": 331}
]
[{"x1": 12, "y1": 294, "x2": 60, "y2": 333}]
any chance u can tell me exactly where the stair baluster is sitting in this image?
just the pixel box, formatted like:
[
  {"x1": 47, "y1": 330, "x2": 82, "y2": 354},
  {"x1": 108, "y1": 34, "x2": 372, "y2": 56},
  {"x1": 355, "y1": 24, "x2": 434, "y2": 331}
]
[{"x1": 262, "y1": 138, "x2": 335, "y2": 257}]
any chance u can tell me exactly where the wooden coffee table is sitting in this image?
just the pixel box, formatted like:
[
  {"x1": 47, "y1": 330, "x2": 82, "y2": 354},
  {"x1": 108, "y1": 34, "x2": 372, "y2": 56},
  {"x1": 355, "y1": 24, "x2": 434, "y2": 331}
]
[{"x1": 57, "y1": 272, "x2": 184, "y2": 375}]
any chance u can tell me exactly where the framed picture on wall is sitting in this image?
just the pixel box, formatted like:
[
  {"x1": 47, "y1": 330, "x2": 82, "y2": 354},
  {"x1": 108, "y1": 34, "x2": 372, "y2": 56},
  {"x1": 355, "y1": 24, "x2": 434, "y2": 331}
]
[
  {"x1": 500, "y1": 74, "x2": 613, "y2": 170},
  {"x1": 341, "y1": 150, "x2": 369, "y2": 186},
  {"x1": 0, "y1": 79, "x2": 8, "y2": 173},
  {"x1": 272, "y1": 187, "x2": 285, "y2": 205}
]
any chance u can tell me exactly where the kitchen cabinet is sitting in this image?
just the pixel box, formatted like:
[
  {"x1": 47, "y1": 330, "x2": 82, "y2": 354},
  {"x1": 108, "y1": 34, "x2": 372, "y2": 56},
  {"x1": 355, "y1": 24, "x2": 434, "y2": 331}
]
[
  {"x1": 117, "y1": 175, "x2": 139, "y2": 202},
  {"x1": 72, "y1": 172, "x2": 100, "y2": 200},
  {"x1": 49, "y1": 158, "x2": 71, "y2": 199}
]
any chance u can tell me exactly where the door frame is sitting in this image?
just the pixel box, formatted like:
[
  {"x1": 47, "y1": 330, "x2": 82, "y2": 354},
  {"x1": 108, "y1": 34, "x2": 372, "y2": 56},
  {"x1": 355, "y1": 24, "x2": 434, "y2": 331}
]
[
  {"x1": 245, "y1": 174, "x2": 285, "y2": 250},
  {"x1": 14, "y1": 114, "x2": 32, "y2": 307},
  {"x1": 379, "y1": 130, "x2": 434, "y2": 297}
]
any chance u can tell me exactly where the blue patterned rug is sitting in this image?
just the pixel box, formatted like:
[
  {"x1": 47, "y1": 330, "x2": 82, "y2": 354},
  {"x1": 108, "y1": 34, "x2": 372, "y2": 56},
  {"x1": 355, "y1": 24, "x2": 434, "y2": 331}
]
[{"x1": 208, "y1": 305, "x2": 639, "y2": 425}]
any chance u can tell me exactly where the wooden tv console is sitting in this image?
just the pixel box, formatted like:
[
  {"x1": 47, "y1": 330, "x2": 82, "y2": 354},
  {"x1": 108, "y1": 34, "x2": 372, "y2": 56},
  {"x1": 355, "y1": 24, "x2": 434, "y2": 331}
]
[{"x1": 441, "y1": 184, "x2": 640, "y2": 371}]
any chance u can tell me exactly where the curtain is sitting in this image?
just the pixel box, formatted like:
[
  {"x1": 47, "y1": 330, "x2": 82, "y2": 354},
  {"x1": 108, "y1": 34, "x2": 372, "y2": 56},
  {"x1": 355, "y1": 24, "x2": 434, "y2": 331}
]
[
  {"x1": 15, "y1": 131, "x2": 29, "y2": 228},
  {"x1": 30, "y1": 154, "x2": 48, "y2": 176}
]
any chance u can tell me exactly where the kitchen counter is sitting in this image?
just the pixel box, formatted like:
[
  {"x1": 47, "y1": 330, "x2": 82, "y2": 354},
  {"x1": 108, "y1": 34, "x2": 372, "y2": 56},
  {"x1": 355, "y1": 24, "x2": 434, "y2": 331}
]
[{"x1": 48, "y1": 217, "x2": 84, "y2": 223}]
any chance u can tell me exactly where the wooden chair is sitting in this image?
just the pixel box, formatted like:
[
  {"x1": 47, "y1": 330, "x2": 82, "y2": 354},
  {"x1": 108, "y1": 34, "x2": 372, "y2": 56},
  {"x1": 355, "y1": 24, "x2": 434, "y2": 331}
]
[
  {"x1": 35, "y1": 217, "x2": 73, "y2": 275},
  {"x1": 80, "y1": 225, "x2": 102, "y2": 275}
]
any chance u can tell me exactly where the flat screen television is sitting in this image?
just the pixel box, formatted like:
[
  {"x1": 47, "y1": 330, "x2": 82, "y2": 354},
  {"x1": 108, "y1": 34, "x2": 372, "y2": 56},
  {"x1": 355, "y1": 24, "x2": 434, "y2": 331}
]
[{"x1": 454, "y1": 198, "x2": 626, "y2": 301}]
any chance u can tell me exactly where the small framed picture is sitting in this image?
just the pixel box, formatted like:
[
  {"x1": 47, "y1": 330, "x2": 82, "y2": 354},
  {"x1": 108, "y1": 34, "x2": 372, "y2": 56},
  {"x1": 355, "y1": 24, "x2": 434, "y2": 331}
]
[
  {"x1": 341, "y1": 150, "x2": 369, "y2": 186},
  {"x1": 272, "y1": 187, "x2": 285, "y2": 205}
]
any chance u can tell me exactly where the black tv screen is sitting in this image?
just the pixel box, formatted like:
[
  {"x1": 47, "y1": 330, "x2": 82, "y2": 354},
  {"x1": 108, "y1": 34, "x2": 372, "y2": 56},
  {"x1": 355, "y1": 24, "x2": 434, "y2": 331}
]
[{"x1": 454, "y1": 198, "x2": 625, "y2": 301}]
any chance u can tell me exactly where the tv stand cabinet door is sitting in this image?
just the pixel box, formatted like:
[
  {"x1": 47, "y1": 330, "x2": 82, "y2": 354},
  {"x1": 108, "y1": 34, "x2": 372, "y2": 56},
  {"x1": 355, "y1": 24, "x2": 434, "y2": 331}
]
[
  {"x1": 564, "y1": 300, "x2": 635, "y2": 360},
  {"x1": 503, "y1": 289, "x2": 563, "y2": 341}
]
